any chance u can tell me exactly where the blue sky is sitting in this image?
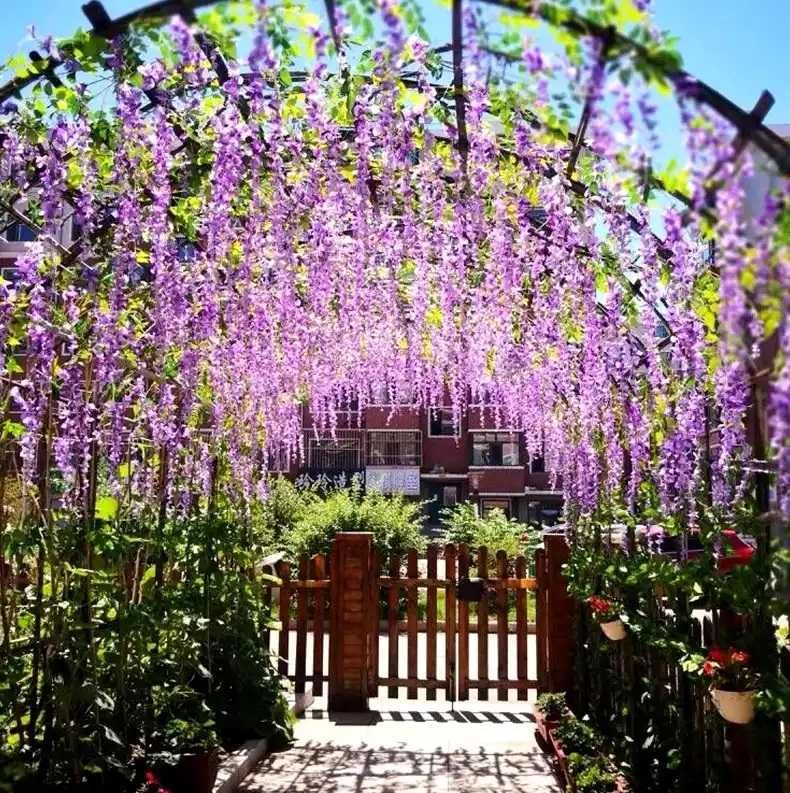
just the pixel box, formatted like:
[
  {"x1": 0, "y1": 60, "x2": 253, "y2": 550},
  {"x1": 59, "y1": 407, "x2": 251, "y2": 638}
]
[{"x1": 2, "y1": 1, "x2": 787, "y2": 125}]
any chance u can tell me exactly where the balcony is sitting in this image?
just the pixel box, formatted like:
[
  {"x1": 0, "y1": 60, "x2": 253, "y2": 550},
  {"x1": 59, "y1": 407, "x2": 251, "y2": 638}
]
[
  {"x1": 303, "y1": 429, "x2": 365, "y2": 474},
  {"x1": 366, "y1": 430, "x2": 422, "y2": 467}
]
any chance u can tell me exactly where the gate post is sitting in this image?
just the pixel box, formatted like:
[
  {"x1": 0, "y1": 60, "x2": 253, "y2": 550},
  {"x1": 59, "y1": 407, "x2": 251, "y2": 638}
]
[
  {"x1": 541, "y1": 532, "x2": 575, "y2": 694},
  {"x1": 328, "y1": 532, "x2": 375, "y2": 711}
]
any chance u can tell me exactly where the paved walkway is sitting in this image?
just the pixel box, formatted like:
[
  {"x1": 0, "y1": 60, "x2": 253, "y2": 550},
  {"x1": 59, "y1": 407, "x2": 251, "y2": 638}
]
[{"x1": 241, "y1": 704, "x2": 560, "y2": 792}]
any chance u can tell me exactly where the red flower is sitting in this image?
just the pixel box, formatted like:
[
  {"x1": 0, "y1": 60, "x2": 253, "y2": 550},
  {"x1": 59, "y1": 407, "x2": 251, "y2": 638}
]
[
  {"x1": 729, "y1": 649, "x2": 750, "y2": 665},
  {"x1": 702, "y1": 660, "x2": 719, "y2": 677},
  {"x1": 586, "y1": 595, "x2": 613, "y2": 614},
  {"x1": 144, "y1": 770, "x2": 160, "y2": 786},
  {"x1": 706, "y1": 647, "x2": 729, "y2": 664}
]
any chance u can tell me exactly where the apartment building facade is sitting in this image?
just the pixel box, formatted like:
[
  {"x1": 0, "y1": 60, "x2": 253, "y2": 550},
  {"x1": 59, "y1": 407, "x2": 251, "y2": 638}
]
[{"x1": 292, "y1": 399, "x2": 563, "y2": 528}]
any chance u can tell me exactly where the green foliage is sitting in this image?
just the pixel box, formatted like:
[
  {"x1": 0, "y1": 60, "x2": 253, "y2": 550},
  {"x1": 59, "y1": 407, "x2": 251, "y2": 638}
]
[
  {"x1": 285, "y1": 484, "x2": 426, "y2": 560},
  {"x1": 536, "y1": 691, "x2": 568, "y2": 721},
  {"x1": 568, "y1": 753, "x2": 619, "y2": 793},
  {"x1": 554, "y1": 714, "x2": 602, "y2": 755},
  {"x1": 441, "y1": 501, "x2": 537, "y2": 561}
]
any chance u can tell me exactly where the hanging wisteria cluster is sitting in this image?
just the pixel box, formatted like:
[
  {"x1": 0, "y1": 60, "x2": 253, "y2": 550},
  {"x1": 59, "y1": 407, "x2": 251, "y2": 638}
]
[{"x1": 0, "y1": 0, "x2": 787, "y2": 525}]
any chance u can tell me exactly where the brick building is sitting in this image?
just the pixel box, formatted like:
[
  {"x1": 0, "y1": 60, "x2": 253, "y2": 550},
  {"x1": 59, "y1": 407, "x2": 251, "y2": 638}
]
[{"x1": 292, "y1": 399, "x2": 563, "y2": 529}]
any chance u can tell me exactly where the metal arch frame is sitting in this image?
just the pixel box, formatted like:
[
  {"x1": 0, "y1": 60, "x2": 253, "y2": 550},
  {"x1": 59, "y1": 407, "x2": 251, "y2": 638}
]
[{"x1": 0, "y1": 0, "x2": 785, "y2": 171}]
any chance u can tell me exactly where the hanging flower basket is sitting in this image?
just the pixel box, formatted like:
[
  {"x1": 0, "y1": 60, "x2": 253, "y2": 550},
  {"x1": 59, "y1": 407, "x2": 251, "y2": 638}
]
[
  {"x1": 600, "y1": 619, "x2": 627, "y2": 641},
  {"x1": 700, "y1": 647, "x2": 758, "y2": 724},
  {"x1": 587, "y1": 596, "x2": 627, "y2": 640},
  {"x1": 710, "y1": 689, "x2": 755, "y2": 724}
]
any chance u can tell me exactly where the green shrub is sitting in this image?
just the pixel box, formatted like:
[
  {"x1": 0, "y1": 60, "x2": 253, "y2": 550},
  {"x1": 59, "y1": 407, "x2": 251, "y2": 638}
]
[
  {"x1": 568, "y1": 753, "x2": 618, "y2": 793},
  {"x1": 251, "y1": 477, "x2": 319, "y2": 551},
  {"x1": 554, "y1": 714, "x2": 601, "y2": 755},
  {"x1": 284, "y1": 486, "x2": 426, "y2": 561},
  {"x1": 441, "y1": 502, "x2": 537, "y2": 563},
  {"x1": 536, "y1": 691, "x2": 568, "y2": 721}
]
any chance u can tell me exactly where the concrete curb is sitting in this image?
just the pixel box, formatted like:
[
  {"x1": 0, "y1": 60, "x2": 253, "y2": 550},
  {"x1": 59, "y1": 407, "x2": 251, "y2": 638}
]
[
  {"x1": 212, "y1": 689, "x2": 313, "y2": 793},
  {"x1": 213, "y1": 738, "x2": 268, "y2": 793}
]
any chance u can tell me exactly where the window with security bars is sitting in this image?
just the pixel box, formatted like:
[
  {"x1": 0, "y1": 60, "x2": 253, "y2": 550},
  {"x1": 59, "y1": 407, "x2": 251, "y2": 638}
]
[
  {"x1": 366, "y1": 431, "x2": 421, "y2": 467},
  {"x1": 471, "y1": 432, "x2": 520, "y2": 466},
  {"x1": 305, "y1": 430, "x2": 364, "y2": 472},
  {"x1": 428, "y1": 407, "x2": 458, "y2": 436}
]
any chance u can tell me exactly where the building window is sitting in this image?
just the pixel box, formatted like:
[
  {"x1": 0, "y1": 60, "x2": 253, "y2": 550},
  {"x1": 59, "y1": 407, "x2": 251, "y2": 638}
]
[
  {"x1": 442, "y1": 485, "x2": 458, "y2": 509},
  {"x1": 482, "y1": 497, "x2": 511, "y2": 519},
  {"x1": 370, "y1": 384, "x2": 415, "y2": 406},
  {"x1": 428, "y1": 407, "x2": 458, "y2": 437},
  {"x1": 305, "y1": 430, "x2": 364, "y2": 473},
  {"x1": 528, "y1": 500, "x2": 562, "y2": 526},
  {"x1": 267, "y1": 446, "x2": 290, "y2": 472},
  {"x1": 2, "y1": 220, "x2": 37, "y2": 243},
  {"x1": 471, "y1": 432, "x2": 520, "y2": 466},
  {"x1": 530, "y1": 455, "x2": 545, "y2": 473},
  {"x1": 367, "y1": 430, "x2": 421, "y2": 467}
]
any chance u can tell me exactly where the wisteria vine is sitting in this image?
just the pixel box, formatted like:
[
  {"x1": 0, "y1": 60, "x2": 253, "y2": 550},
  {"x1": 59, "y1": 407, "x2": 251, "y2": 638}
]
[{"x1": 0, "y1": 0, "x2": 786, "y2": 529}]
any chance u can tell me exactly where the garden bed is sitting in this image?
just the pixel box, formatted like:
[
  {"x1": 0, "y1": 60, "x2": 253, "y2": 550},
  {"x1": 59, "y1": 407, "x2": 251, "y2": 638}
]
[{"x1": 537, "y1": 695, "x2": 631, "y2": 793}]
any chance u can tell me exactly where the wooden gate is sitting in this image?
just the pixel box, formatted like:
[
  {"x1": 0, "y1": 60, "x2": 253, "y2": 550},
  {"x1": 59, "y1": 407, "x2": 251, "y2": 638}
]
[
  {"x1": 266, "y1": 534, "x2": 554, "y2": 706},
  {"x1": 377, "y1": 542, "x2": 542, "y2": 701}
]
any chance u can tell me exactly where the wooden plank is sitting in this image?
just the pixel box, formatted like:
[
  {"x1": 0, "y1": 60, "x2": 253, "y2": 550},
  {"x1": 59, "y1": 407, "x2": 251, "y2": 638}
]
[
  {"x1": 276, "y1": 560, "x2": 291, "y2": 678},
  {"x1": 288, "y1": 579, "x2": 331, "y2": 590},
  {"x1": 312, "y1": 553, "x2": 326, "y2": 696},
  {"x1": 387, "y1": 552, "x2": 400, "y2": 698},
  {"x1": 445, "y1": 543, "x2": 457, "y2": 702},
  {"x1": 515, "y1": 555, "x2": 529, "y2": 701},
  {"x1": 426, "y1": 545, "x2": 438, "y2": 701},
  {"x1": 496, "y1": 550, "x2": 508, "y2": 702},
  {"x1": 502, "y1": 578, "x2": 538, "y2": 590},
  {"x1": 379, "y1": 677, "x2": 447, "y2": 689},
  {"x1": 328, "y1": 533, "x2": 374, "y2": 711},
  {"x1": 477, "y1": 545, "x2": 489, "y2": 701},
  {"x1": 295, "y1": 556, "x2": 308, "y2": 694},
  {"x1": 458, "y1": 543, "x2": 470, "y2": 701},
  {"x1": 369, "y1": 548, "x2": 379, "y2": 697},
  {"x1": 468, "y1": 679, "x2": 539, "y2": 690},
  {"x1": 407, "y1": 548, "x2": 419, "y2": 699},
  {"x1": 535, "y1": 549, "x2": 546, "y2": 690},
  {"x1": 379, "y1": 577, "x2": 448, "y2": 588}
]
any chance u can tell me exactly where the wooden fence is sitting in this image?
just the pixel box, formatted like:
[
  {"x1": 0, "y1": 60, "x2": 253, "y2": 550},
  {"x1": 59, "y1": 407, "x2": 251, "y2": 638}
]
[
  {"x1": 265, "y1": 537, "x2": 557, "y2": 703},
  {"x1": 575, "y1": 598, "x2": 785, "y2": 793}
]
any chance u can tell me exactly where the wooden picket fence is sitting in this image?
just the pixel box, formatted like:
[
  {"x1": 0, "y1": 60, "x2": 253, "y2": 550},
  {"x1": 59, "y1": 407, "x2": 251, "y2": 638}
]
[{"x1": 265, "y1": 541, "x2": 548, "y2": 703}]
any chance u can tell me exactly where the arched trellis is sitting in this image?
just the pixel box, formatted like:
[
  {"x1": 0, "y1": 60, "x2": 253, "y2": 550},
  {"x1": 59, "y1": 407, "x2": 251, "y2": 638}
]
[
  {"x1": 1, "y1": 0, "x2": 787, "y2": 497},
  {"x1": 1, "y1": 0, "x2": 787, "y2": 321},
  {"x1": 0, "y1": 3, "x2": 786, "y2": 790}
]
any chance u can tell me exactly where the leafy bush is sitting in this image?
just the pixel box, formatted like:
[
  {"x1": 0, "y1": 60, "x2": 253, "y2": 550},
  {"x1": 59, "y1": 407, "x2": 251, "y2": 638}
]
[
  {"x1": 568, "y1": 753, "x2": 619, "y2": 793},
  {"x1": 285, "y1": 486, "x2": 426, "y2": 560},
  {"x1": 553, "y1": 714, "x2": 601, "y2": 755},
  {"x1": 536, "y1": 691, "x2": 568, "y2": 721},
  {"x1": 250, "y1": 477, "x2": 319, "y2": 552},
  {"x1": 441, "y1": 502, "x2": 537, "y2": 563}
]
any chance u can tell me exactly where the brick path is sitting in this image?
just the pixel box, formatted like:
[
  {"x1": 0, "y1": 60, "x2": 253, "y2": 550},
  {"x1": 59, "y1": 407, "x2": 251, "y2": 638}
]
[{"x1": 241, "y1": 705, "x2": 561, "y2": 792}]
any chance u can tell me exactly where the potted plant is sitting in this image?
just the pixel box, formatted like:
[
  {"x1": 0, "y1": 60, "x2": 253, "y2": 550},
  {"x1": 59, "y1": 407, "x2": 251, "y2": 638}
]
[
  {"x1": 149, "y1": 717, "x2": 220, "y2": 793},
  {"x1": 701, "y1": 646, "x2": 758, "y2": 724},
  {"x1": 551, "y1": 713, "x2": 601, "y2": 788},
  {"x1": 534, "y1": 692, "x2": 567, "y2": 745},
  {"x1": 568, "y1": 752, "x2": 619, "y2": 793},
  {"x1": 586, "y1": 595, "x2": 627, "y2": 640}
]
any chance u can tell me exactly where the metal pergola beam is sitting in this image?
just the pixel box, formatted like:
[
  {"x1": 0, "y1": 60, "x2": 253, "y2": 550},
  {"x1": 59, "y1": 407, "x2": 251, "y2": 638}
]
[{"x1": 477, "y1": 0, "x2": 790, "y2": 176}]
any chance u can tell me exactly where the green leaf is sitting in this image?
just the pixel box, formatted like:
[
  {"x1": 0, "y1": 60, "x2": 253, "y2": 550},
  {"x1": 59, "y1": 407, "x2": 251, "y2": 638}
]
[
  {"x1": 102, "y1": 725, "x2": 124, "y2": 746},
  {"x1": 95, "y1": 496, "x2": 118, "y2": 521}
]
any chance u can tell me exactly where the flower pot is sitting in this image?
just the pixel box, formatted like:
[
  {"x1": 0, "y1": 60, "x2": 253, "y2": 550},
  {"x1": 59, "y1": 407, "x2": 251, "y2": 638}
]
[
  {"x1": 599, "y1": 619, "x2": 626, "y2": 641},
  {"x1": 534, "y1": 709, "x2": 559, "y2": 747},
  {"x1": 711, "y1": 689, "x2": 755, "y2": 724},
  {"x1": 163, "y1": 748, "x2": 220, "y2": 793}
]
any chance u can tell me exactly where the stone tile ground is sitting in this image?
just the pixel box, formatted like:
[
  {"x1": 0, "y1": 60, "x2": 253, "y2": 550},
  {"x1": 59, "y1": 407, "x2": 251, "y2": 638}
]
[{"x1": 241, "y1": 706, "x2": 561, "y2": 792}]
